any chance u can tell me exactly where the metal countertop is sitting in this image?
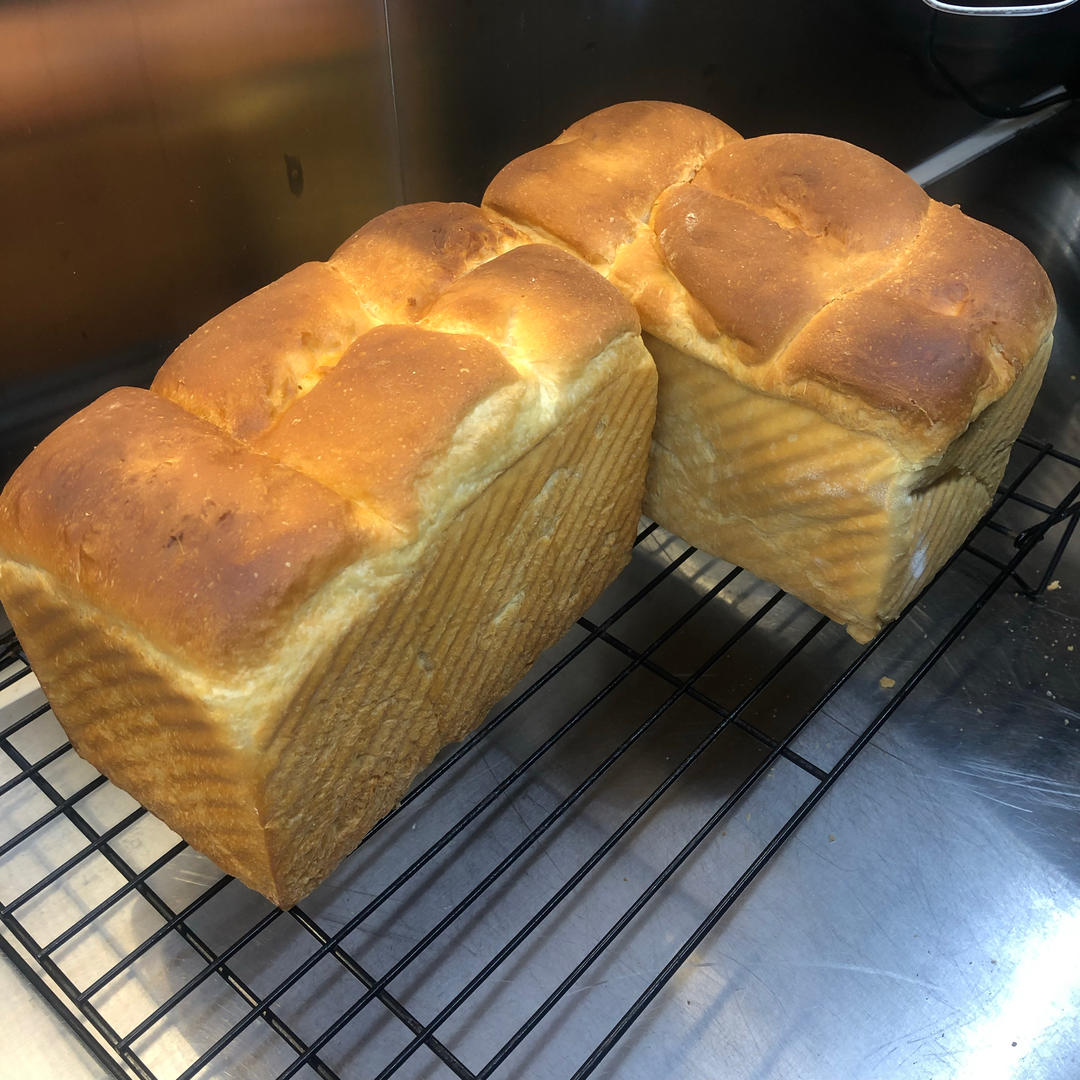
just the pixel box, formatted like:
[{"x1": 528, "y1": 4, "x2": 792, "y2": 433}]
[{"x1": 1, "y1": 107, "x2": 1077, "y2": 1080}]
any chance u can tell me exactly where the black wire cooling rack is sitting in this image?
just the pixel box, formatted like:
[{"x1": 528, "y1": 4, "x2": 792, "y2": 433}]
[{"x1": 0, "y1": 433, "x2": 1077, "y2": 1080}]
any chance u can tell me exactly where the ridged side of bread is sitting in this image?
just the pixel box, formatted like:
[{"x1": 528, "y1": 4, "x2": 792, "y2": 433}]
[
  {"x1": 644, "y1": 333, "x2": 1052, "y2": 641},
  {"x1": 259, "y1": 352, "x2": 654, "y2": 903},
  {"x1": 0, "y1": 563, "x2": 275, "y2": 880},
  {"x1": 643, "y1": 334, "x2": 900, "y2": 639},
  {"x1": 880, "y1": 333, "x2": 1052, "y2": 623}
]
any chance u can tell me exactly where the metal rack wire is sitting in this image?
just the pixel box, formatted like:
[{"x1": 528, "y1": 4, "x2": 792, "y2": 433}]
[{"x1": 0, "y1": 433, "x2": 1077, "y2": 1080}]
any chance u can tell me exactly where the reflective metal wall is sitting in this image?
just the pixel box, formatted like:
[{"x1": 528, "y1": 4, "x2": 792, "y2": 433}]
[
  {"x1": 389, "y1": 0, "x2": 1080, "y2": 203},
  {"x1": 0, "y1": 0, "x2": 401, "y2": 476}
]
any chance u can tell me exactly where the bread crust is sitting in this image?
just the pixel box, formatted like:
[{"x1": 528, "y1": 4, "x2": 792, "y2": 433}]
[
  {"x1": 0, "y1": 202, "x2": 654, "y2": 905},
  {"x1": 0, "y1": 387, "x2": 374, "y2": 675},
  {"x1": 486, "y1": 101, "x2": 740, "y2": 267},
  {"x1": 484, "y1": 101, "x2": 1057, "y2": 639},
  {"x1": 486, "y1": 113, "x2": 1056, "y2": 460}
]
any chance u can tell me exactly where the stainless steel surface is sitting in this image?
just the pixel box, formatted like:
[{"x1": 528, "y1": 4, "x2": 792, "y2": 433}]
[
  {"x1": 0, "y1": 0, "x2": 401, "y2": 479},
  {"x1": 2, "y1": 72, "x2": 1079, "y2": 1080}
]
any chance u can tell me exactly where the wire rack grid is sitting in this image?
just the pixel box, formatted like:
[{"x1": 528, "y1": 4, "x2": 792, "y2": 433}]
[{"x1": 0, "y1": 433, "x2": 1077, "y2": 1080}]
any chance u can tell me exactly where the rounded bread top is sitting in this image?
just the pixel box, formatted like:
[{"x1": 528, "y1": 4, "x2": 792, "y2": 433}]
[
  {"x1": 0, "y1": 387, "x2": 373, "y2": 675},
  {"x1": 485, "y1": 101, "x2": 740, "y2": 267},
  {"x1": 329, "y1": 201, "x2": 530, "y2": 323},
  {"x1": 3, "y1": 202, "x2": 642, "y2": 674},
  {"x1": 651, "y1": 132, "x2": 1055, "y2": 455},
  {"x1": 487, "y1": 106, "x2": 1057, "y2": 459},
  {"x1": 154, "y1": 198, "x2": 640, "y2": 540}
]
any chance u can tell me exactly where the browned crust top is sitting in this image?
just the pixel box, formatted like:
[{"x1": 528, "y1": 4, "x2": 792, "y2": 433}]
[
  {"x1": 488, "y1": 109, "x2": 1056, "y2": 455},
  {"x1": 691, "y1": 134, "x2": 930, "y2": 253},
  {"x1": 0, "y1": 388, "x2": 372, "y2": 673},
  {"x1": 151, "y1": 261, "x2": 376, "y2": 442},
  {"x1": 329, "y1": 201, "x2": 529, "y2": 322},
  {"x1": 423, "y1": 244, "x2": 640, "y2": 378},
  {"x1": 780, "y1": 201, "x2": 1057, "y2": 435},
  {"x1": 651, "y1": 136, "x2": 933, "y2": 366},
  {"x1": 654, "y1": 184, "x2": 840, "y2": 360},
  {"x1": 485, "y1": 101, "x2": 741, "y2": 266},
  {"x1": 254, "y1": 325, "x2": 521, "y2": 528}
]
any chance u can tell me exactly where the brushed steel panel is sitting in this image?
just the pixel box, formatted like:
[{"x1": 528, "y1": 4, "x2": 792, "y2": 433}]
[{"x1": 0, "y1": 0, "x2": 401, "y2": 474}]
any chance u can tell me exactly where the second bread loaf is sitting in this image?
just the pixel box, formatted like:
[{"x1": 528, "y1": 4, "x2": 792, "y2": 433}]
[{"x1": 485, "y1": 102, "x2": 1057, "y2": 641}]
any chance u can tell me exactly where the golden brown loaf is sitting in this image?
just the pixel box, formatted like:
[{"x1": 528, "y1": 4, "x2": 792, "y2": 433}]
[
  {"x1": 0, "y1": 101, "x2": 1057, "y2": 906},
  {"x1": 486, "y1": 102, "x2": 1056, "y2": 640},
  {"x1": 0, "y1": 201, "x2": 657, "y2": 906}
]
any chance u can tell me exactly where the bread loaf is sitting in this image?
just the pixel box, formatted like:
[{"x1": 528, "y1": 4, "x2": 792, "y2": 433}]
[
  {"x1": 0, "y1": 202, "x2": 657, "y2": 906},
  {"x1": 485, "y1": 102, "x2": 1056, "y2": 640}
]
